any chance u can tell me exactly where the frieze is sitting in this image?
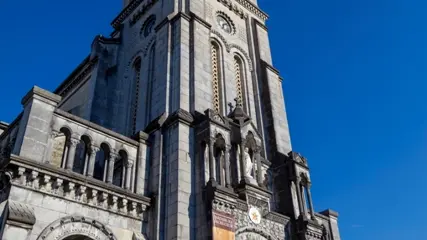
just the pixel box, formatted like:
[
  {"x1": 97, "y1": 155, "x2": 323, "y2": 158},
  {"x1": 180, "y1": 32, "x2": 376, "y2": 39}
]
[
  {"x1": 111, "y1": 0, "x2": 158, "y2": 29},
  {"x1": 265, "y1": 211, "x2": 289, "y2": 224},
  {"x1": 215, "y1": 0, "x2": 269, "y2": 21}
]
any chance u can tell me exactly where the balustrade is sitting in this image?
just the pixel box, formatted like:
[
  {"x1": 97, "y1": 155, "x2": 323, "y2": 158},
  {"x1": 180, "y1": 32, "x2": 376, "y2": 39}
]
[{"x1": 8, "y1": 155, "x2": 149, "y2": 219}]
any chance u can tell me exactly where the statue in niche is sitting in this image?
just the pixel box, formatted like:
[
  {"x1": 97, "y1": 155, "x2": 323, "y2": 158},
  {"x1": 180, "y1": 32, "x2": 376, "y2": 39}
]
[{"x1": 244, "y1": 147, "x2": 256, "y2": 181}]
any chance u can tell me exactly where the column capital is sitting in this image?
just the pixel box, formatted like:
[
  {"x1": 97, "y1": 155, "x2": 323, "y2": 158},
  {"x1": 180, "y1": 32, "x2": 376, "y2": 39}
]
[
  {"x1": 126, "y1": 161, "x2": 134, "y2": 168},
  {"x1": 89, "y1": 145, "x2": 100, "y2": 155},
  {"x1": 109, "y1": 152, "x2": 118, "y2": 160},
  {"x1": 67, "y1": 138, "x2": 80, "y2": 147}
]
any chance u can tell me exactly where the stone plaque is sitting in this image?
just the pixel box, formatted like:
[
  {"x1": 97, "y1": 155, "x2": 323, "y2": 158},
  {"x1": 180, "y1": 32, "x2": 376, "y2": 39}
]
[{"x1": 212, "y1": 210, "x2": 236, "y2": 240}]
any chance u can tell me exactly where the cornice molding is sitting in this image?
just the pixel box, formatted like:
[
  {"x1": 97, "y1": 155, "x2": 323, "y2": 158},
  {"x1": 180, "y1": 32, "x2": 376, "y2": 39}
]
[
  {"x1": 216, "y1": 0, "x2": 269, "y2": 21},
  {"x1": 111, "y1": 0, "x2": 158, "y2": 29}
]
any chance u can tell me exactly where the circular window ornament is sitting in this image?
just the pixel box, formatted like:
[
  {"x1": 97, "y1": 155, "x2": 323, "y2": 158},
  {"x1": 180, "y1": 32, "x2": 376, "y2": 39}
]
[
  {"x1": 216, "y1": 13, "x2": 235, "y2": 35},
  {"x1": 248, "y1": 207, "x2": 261, "y2": 224}
]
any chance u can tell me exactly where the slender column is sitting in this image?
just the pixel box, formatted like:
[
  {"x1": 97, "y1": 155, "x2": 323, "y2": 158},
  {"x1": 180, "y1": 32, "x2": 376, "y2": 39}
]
[
  {"x1": 219, "y1": 150, "x2": 225, "y2": 185},
  {"x1": 239, "y1": 141, "x2": 247, "y2": 182},
  {"x1": 66, "y1": 138, "x2": 79, "y2": 170},
  {"x1": 125, "y1": 161, "x2": 134, "y2": 190},
  {"x1": 107, "y1": 152, "x2": 117, "y2": 183},
  {"x1": 121, "y1": 162, "x2": 126, "y2": 188},
  {"x1": 224, "y1": 145, "x2": 231, "y2": 188},
  {"x1": 306, "y1": 182, "x2": 316, "y2": 219},
  {"x1": 255, "y1": 147, "x2": 263, "y2": 186},
  {"x1": 301, "y1": 185, "x2": 308, "y2": 217},
  {"x1": 295, "y1": 176, "x2": 304, "y2": 217},
  {"x1": 87, "y1": 146, "x2": 99, "y2": 177},
  {"x1": 83, "y1": 153, "x2": 89, "y2": 175},
  {"x1": 208, "y1": 138, "x2": 215, "y2": 182}
]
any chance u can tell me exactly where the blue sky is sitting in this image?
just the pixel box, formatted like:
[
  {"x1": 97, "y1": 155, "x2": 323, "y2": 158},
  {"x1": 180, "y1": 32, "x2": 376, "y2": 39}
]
[{"x1": 0, "y1": 0, "x2": 426, "y2": 239}]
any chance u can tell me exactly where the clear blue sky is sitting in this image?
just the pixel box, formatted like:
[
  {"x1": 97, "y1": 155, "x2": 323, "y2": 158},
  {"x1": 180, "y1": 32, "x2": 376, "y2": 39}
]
[{"x1": 0, "y1": 0, "x2": 426, "y2": 239}]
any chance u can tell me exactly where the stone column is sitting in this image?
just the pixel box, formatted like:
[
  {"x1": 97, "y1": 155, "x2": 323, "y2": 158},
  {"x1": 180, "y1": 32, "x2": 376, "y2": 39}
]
[
  {"x1": 66, "y1": 138, "x2": 79, "y2": 170},
  {"x1": 86, "y1": 146, "x2": 99, "y2": 177},
  {"x1": 107, "y1": 152, "x2": 117, "y2": 183},
  {"x1": 239, "y1": 141, "x2": 247, "y2": 183},
  {"x1": 255, "y1": 147, "x2": 263, "y2": 186},
  {"x1": 295, "y1": 176, "x2": 304, "y2": 217},
  {"x1": 125, "y1": 161, "x2": 133, "y2": 190},
  {"x1": 301, "y1": 185, "x2": 308, "y2": 217},
  {"x1": 208, "y1": 137, "x2": 215, "y2": 182},
  {"x1": 224, "y1": 145, "x2": 231, "y2": 188},
  {"x1": 306, "y1": 182, "x2": 316, "y2": 220}
]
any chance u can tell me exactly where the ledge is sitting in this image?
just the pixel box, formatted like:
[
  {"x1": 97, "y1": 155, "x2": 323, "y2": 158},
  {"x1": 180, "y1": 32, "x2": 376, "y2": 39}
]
[
  {"x1": 320, "y1": 209, "x2": 339, "y2": 218},
  {"x1": 0, "y1": 122, "x2": 8, "y2": 131},
  {"x1": 21, "y1": 86, "x2": 62, "y2": 106}
]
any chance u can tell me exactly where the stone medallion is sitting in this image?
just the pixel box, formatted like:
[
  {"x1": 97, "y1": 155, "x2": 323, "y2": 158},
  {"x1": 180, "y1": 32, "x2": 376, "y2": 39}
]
[{"x1": 248, "y1": 207, "x2": 261, "y2": 224}]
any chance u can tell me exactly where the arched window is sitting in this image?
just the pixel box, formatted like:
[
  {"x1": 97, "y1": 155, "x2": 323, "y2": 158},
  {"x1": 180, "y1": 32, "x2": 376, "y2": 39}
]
[
  {"x1": 73, "y1": 135, "x2": 91, "y2": 174},
  {"x1": 50, "y1": 127, "x2": 71, "y2": 168},
  {"x1": 94, "y1": 143, "x2": 110, "y2": 181},
  {"x1": 130, "y1": 57, "x2": 142, "y2": 135},
  {"x1": 145, "y1": 46, "x2": 156, "y2": 126},
  {"x1": 211, "y1": 41, "x2": 223, "y2": 114},
  {"x1": 233, "y1": 56, "x2": 247, "y2": 109},
  {"x1": 113, "y1": 150, "x2": 127, "y2": 187}
]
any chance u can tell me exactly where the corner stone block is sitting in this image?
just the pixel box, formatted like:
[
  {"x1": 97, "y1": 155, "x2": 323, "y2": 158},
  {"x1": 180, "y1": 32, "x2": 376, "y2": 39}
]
[{"x1": 15, "y1": 86, "x2": 62, "y2": 162}]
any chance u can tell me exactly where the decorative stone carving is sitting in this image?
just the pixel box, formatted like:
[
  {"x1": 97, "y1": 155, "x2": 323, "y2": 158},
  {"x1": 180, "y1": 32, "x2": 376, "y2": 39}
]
[
  {"x1": 37, "y1": 215, "x2": 117, "y2": 240},
  {"x1": 243, "y1": 147, "x2": 254, "y2": 179}
]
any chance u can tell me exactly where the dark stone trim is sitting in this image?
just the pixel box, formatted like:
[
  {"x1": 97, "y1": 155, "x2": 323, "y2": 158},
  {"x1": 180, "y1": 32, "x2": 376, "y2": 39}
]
[
  {"x1": 54, "y1": 109, "x2": 140, "y2": 147},
  {"x1": 143, "y1": 112, "x2": 167, "y2": 134},
  {"x1": 21, "y1": 86, "x2": 62, "y2": 106},
  {"x1": 262, "y1": 60, "x2": 280, "y2": 76},
  {"x1": 9, "y1": 154, "x2": 151, "y2": 205},
  {"x1": 155, "y1": 17, "x2": 170, "y2": 32},
  {"x1": 170, "y1": 12, "x2": 191, "y2": 24},
  {"x1": 6, "y1": 220, "x2": 33, "y2": 230},
  {"x1": 253, "y1": 17, "x2": 268, "y2": 31},
  {"x1": 320, "y1": 209, "x2": 339, "y2": 218},
  {"x1": 190, "y1": 12, "x2": 212, "y2": 29},
  {"x1": 162, "y1": 109, "x2": 194, "y2": 128},
  {"x1": 0, "y1": 122, "x2": 8, "y2": 131},
  {"x1": 265, "y1": 211, "x2": 290, "y2": 224}
]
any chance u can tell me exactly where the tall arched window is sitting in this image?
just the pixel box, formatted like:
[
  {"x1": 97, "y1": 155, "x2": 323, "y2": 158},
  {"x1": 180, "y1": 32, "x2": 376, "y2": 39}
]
[
  {"x1": 130, "y1": 57, "x2": 142, "y2": 134},
  {"x1": 211, "y1": 42, "x2": 223, "y2": 114},
  {"x1": 145, "y1": 46, "x2": 155, "y2": 126},
  {"x1": 73, "y1": 135, "x2": 91, "y2": 174},
  {"x1": 94, "y1": 143, "x2": 109, "y2": 181},
  {"x1": 234, "y1": 56, "x2": 246, "y2": 109}
]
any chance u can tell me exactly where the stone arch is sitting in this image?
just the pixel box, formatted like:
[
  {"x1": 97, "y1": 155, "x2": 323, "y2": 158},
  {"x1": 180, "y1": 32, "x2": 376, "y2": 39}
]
[
  {"x1": 94, "y1": 142, "x2": 111, "y2": 181},
  {"x1": 210, "y1": 39, "x2": 226, "y2": 115},
  {"x1": 230, "y1": 44, "x2": 253, "y2": 71},
  {"x1": 37, "y1": 216, "x2": 117, "y2": 240},
  {"x1": 50, "y1": 127, "x2": 72, "y2": 168},
  {"x1": 210, "y1": 31, "x2": 230, "y2": 52},
  {"x1": 235, "y1": 227, "x2": 274, "y2": 240}
]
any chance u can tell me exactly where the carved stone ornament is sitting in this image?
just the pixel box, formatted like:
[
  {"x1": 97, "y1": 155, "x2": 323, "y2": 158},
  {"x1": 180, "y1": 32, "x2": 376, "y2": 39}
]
[
  {"x1": 248, "y1": 207, "x2": 261, "y2": 224},
  {"x1": 37, "y1": 215, "x2": 117, "y2": 240}
]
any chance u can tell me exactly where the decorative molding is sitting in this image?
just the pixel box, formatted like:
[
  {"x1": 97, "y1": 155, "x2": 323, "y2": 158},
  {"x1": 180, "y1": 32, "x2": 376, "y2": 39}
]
[
  {"x1": 37, "y1": 215, "x2": 117, "y2": 240},
  {"x1": 111, "y1": 0, "x2": 158, "y2": 29},
  {"x1": 8, "y1": 155, "x2": 150, "y2": 220},
  {"x1": 233, "y1": 0, "x2": 269, "y2": 21},
  {"x1": 211, "y1": 30, "x2": 231, "y2": 52},
  {"x1": 215, "y1": 0, "x2": 248, "y2": 19},
  {"x1": 163, "y1": 109, "x2": 194, "y2": 128},
  {"x1": 230, "y1": 44, "x2": 253, "y2": 71},
  {"x1": 216, "y1": 11, "x2": 237, "y2": 35}
]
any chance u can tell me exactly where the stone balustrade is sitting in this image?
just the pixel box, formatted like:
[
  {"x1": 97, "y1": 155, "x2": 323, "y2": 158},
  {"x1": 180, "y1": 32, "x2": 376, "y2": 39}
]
[{"x1": 7, "y1": 154, "x2": 150, "y2": 220}]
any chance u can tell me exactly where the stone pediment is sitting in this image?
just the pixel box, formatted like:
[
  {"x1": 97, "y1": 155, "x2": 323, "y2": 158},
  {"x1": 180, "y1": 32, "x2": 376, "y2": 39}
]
[{"x1": 241, "y1": 121, "x2": 262, "y2": 140}]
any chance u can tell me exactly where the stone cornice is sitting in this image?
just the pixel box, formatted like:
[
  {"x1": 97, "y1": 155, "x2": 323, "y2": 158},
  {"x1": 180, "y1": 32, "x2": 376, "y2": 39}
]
[
  {"x1": 0, "y1": 122, "x2": 8, "y2": 131},
  {"x1": 190, "y1": 12, "x2": 212, "y2": 29},
  {"x1": 265, "y1": 211, "x2": 290, "y2": 224},
  {"x1": 162, "y1": 109, "x2": 194, "y2": 128},
  {"x1": 217, "y1": 0, "x2": 269, "y2": 21},
  {"x1": 320, "y1": 209, "x2": 339, "y2": 218},
  {"x1": 54, "y1": 56, "x2": 98, "y2": 97},
  {"x1": 111, "y1": 0, "x2": 158, "y2": 29},
  {"x1": 54, "y1": 109, "x2": 140, "y2": 147}
]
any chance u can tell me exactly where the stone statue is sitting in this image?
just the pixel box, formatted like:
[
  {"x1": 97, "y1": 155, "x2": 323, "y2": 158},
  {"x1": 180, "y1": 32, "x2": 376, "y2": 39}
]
[{"x1": 244, "y1": 147, "x2": 253, "y2": 179}]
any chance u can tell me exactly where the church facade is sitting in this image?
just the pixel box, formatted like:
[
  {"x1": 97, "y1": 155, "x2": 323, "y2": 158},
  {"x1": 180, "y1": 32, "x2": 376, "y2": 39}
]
[{"x1": 0, "y1": 0, "x2": 341, "y2": 239}]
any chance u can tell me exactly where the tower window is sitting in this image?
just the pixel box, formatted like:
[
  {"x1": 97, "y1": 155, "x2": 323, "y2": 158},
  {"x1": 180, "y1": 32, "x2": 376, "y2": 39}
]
[{"x1": 211, "y1": 42, "x2": 223, "y2": 114}]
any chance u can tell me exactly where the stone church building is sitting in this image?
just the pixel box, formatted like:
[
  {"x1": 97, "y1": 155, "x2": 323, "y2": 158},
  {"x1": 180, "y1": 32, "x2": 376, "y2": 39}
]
[{"x1": 0, "y1": 0, "x2": 340, "y2": 239}]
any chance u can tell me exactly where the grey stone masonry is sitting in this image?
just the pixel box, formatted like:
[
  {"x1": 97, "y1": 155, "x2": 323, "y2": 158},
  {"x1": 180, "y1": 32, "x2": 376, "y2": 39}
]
[{"x1": 0, "y1": 0, "x2": 341, "y2": 239}]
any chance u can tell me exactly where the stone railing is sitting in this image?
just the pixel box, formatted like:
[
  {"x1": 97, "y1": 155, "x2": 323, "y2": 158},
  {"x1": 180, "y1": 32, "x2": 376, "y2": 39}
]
[{"x1": 7, "y1": 154, "x2": 150, "y2": 220}]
